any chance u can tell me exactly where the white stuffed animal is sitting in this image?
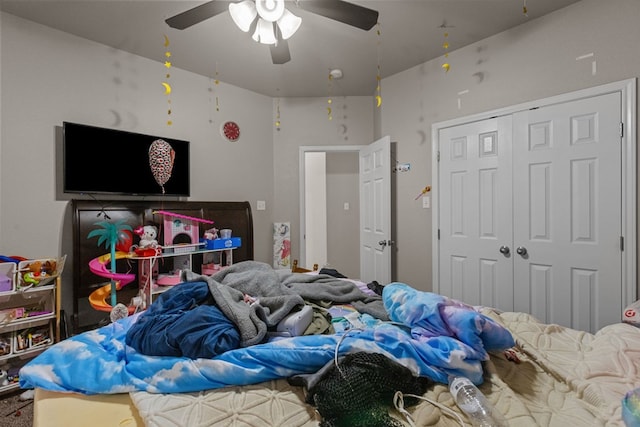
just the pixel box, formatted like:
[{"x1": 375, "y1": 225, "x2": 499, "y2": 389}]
[{"x1": 136, "y1": 225, "x2": 159, "y2": 248}]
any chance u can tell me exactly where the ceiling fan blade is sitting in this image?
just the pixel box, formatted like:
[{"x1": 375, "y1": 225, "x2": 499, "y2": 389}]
[
  {"x1": 297, "y1": 0, "x2": 379, "y2": 31},
  {"x1": 270, "y1": 39, "x2": 291, "y2": 64},
  {"x1": 165, "y1": 1, "x2": 232, "y2": 30}
]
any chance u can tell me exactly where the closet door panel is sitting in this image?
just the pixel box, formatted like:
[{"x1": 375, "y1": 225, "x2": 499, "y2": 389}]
[
  {"x1": 512, "y1": 91, "x2": 622, "y2": 331},
  {"x1": 438, "y1": 117, "x2": 513, "y2": 309}
]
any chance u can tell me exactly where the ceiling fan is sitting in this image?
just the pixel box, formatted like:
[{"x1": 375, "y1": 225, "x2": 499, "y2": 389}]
[{"x1": 165, "y1": 0, "x2": 379, "y2": 64}]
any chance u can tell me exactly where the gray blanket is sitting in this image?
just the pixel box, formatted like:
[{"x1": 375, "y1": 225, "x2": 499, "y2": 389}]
[{"x1": 181, "y1": 260, "x2": 388, "y2": 347}]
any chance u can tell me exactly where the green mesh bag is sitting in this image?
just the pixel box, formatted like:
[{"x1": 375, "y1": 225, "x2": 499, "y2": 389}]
[{"x1": 306, "y1": 352, "x2": 432, "y2": 427}]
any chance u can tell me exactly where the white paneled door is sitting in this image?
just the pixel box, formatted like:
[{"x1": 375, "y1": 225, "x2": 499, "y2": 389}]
[
  {"x1": 359, "y1": 136, "x2": 391, "y2": 285},
  {"x1": 512, "y1": 92, "x2": 622, "y2": 332},
  {"x1": 436, "y1": 87, "x2": 628, "y2": 333},
  {"x1": 438, "y1": 116, "x2": 514, "y2": 310}
]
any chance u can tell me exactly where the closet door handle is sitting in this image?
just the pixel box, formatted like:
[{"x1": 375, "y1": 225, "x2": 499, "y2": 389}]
[
  {"x1": 499, "y1": 245, "x2": 510, "y2": 255},
  {"x1": 516, "y1": 246, "x2": 528, "y2": 256}
]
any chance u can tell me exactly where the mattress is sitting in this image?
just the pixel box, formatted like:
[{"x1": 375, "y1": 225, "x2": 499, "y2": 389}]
[
  {"x1": 33, "y1": 308, "x2": 640, "y2": 427},
  {"x1": 34, "y1": 388, "x2": 144, "y2": 427}
]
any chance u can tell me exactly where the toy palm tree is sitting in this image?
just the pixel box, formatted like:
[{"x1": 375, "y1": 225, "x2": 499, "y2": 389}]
[{"x1": 88, "y1": 220, "x2": 133, "y2": 308}]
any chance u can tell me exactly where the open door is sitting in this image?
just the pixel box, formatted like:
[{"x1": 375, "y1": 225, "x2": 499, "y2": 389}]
[
  {"x1": 299, "y1": 137, "x2": 391, "y2": 283},
  {"x1": 359, "y1": 136, "x2": 392, "y2": 284}
]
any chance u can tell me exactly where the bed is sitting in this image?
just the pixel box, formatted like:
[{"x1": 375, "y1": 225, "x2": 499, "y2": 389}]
[
  {"x1": 19, "y1": 261, "x2": 640, "y2": 427},
  {"x1": 22, "y1": 201, "x2": 640, "y2": 426}
]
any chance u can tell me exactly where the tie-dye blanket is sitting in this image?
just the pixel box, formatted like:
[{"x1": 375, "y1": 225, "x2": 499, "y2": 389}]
[{"x1": 19, "y1": 283, "x2": 514, "y2": 394}]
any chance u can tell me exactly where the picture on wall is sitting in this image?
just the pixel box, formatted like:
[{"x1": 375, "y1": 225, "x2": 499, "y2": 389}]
[{"x1": 273, "y1": 222, "x2": 291, "y2": 269}]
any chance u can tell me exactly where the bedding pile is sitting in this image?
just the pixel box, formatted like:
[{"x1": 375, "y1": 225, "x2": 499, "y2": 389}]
[
  {"x1": 19, "y1": 261, "x2": 513, "y2": 395},
  {"x1": 127, "y1": 309, "x2": 640, "y2": 427}
]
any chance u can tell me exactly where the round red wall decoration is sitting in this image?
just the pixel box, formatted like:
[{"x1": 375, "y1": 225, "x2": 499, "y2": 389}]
[{"x1": 221, "y1": 121, "x2": 240, "y2": 142}]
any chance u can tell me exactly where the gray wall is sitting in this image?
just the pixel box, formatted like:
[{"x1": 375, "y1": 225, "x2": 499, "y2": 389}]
[
  {"x1": 326, "y1": 151, "x2": 359, "y2": 279},
  {"x1": 378, "y1": 0, "x2": 640, "y2": 291}
]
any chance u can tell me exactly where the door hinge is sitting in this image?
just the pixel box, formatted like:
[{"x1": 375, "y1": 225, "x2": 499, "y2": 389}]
[
  {"x1": 620, "y1": 236, "x2": 624, "y2": 251},
  {"x1": 438, "y1": 229, "x2": 440, "y2": 240},
  {"x1": 437, "y1": 151, "x2": 440, "y2": 162},
  {"x1": 620, "y1": 122, "x2": 624, "y2": 138}
]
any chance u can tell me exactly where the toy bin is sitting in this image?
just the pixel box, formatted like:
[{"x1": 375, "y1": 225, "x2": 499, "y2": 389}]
[
  {"x1": 0, "y1": 333, "x2": 12, "y2": 358},
  {"x1": 13, "y1": 323, "x2": 53, "y2": 354},
  {"x1": 17, "y1": 256, "x2": 65, "y2": 289},
  {"x1": 200, "y1": 237, "x2": 242, "y2": 250},
  {"x1": 0, "y1": 290, "x2": 54, "y2": 323},
  {"x1": 0, "y1": 262, "x2": 15, "y2": 293}
]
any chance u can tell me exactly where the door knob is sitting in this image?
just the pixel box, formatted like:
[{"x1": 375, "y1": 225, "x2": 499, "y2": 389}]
[
  {"x1": 516, "y1": 246, "x2": 528, "y2": 256},
  {"x1": 499, "y1": 245, "x2": 510, "y2": 255},
  {"x1": 378, "y1": 240, "x2": 388, "y2": 247}
]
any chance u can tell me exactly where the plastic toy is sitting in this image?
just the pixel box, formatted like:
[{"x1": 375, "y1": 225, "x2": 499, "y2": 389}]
[
  {"x1": 204, "y1": 227, "x2": 219, "y2": 240},
  {"x1": 154, "y1": 210, "x2": 214, "y2": 246},
  {"x1": 87, "y1": 220, "x2": 133, "y2": 310},
  {"x1": 414, "y1": 185, "x2": 431, "y2": 200},
  {"x1": 87, "y1": 251, "x2": 136, "y2": 314},
  {"x1": 0, "y1": 255, "x2": 26, "y2": 264}
]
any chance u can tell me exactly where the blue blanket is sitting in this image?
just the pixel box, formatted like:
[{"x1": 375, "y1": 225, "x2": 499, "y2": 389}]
[{"x1": 19, "y1": 282, "x2": 514, "y2": 394}]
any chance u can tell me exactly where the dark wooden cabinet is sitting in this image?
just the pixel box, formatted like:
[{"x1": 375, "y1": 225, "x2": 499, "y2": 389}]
[{"x1": 70, "y1": 200, "x2": 254, "y2": 333}]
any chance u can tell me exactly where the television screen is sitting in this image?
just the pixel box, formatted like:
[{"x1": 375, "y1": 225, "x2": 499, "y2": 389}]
[{"x1": 63, "y1": 122, "x2": 190, "y2": 197}]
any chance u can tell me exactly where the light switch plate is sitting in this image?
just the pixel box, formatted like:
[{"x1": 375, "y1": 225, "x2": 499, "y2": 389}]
[
  {"x1": 257, "y1": 200, "x2": 266, "y2": 210},
  {"x1": 422, "y1": 196, "x2": 430, "y2": 209}
]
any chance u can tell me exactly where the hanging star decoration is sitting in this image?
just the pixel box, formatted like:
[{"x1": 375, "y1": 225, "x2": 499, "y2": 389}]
[
  {"x1": 375, "y1": 22, "x2": 382, "y2": 108},
  {"x1": 214, "y1": 63, "x2": 220, "y2": 113},
  {"x1": 275, "y1": 96, "x2": 281, "y2": 130},
  {"x1": 162, "y1": 35, "x2": 173, "y2": 125},
  {"x1": 442, "y1": 29, "x2": 450, "y2": 73},
  {"x1": 208, "y1": 63, "x2": 221, "y2": 124}
]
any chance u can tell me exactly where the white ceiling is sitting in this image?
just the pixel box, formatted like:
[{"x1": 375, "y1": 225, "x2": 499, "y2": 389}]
[{"x1": 1, "y1": 0, "x2": 582, "y2": 97}]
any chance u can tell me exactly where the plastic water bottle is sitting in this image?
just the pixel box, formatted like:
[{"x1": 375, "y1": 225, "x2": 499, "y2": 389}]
[{"x1": 449, "y1": 376, "x2": 509, "y2": 427}]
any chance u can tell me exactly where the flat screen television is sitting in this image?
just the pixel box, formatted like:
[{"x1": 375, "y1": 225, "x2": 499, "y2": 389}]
[{"x1": 62, "y1": 121, "x2": 190, "y2": 197}]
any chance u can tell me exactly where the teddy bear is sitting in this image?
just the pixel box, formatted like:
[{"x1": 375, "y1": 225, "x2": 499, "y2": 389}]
[{"x1": 135, "y1": 225, "x2": 159, "y2": 248}]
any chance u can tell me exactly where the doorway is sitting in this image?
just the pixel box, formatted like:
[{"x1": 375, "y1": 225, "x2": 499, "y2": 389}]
[
  {"x1": 299, "y1": 146, "x2": 363, "y2": 278},
  {"x1": 299, "y1": 136, "x2": 392, "y2": 283}
]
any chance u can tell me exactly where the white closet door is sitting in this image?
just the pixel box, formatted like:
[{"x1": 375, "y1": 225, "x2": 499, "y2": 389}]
[
  {"x1": 512, "y1": 92, "x2": 622, "y2": 332},
  {"x1": 437, "y1": 116, "x2": 514, "y2": 309}
]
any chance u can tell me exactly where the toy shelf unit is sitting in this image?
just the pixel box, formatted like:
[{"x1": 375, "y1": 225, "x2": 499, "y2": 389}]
[
  {"x1": 0, "y1": 256, "x2": 64, "y2": 395},
  {"x1": 135, "y1": 239, "x2": 240, "y2": 308}
]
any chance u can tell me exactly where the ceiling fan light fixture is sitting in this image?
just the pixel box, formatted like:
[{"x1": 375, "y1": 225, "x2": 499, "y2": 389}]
[
  {"x1": 255, "y1": 0, "x2": 285, "y2": 22},
  {"x1": 252, "y1": 18, "x2": 277, "y2": 44},
  {"x1": 229, "y1": 0, "x2": 257, "y2": 32},
  {"x1": 277, "y1": 9, "x2": 302, "y2": 40}
]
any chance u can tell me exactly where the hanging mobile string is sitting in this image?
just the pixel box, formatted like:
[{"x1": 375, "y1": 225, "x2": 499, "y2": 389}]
[
  {"x1": 375, "y1": 22, "x2": 382, "y2": 108},
  {"x1": 275, "y1": 94, "x2": 281, "y2": 130},
  {"x1": 162, "y1": 35, "x2": 173, "y2": 126},
  {"x1": 208, "y1": 75, "x2": 214, "y2": 124},
  {"x1": 214, "y1": 62, "x2": 220, "y2": 112},
  {"x1": 441, "y1": 23, "x2": 451, "y2": 73},
  {"x1": 327, "y1": 71, "x2": 333, "y2": 120}
]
